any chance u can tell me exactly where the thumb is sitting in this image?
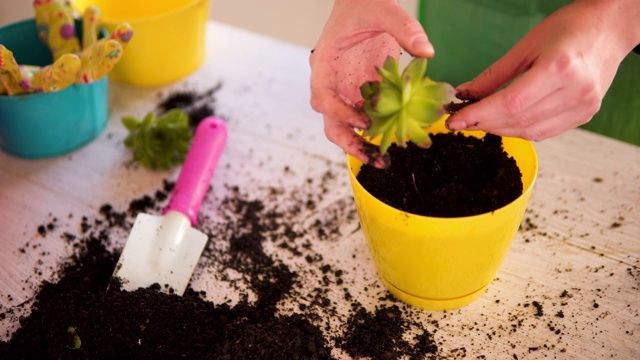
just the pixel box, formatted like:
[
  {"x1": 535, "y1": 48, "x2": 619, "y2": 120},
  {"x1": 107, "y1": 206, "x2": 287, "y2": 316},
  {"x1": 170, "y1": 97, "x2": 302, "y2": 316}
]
[{"x1": 378, "y1": 5, "x2": 434, "y2": 58}]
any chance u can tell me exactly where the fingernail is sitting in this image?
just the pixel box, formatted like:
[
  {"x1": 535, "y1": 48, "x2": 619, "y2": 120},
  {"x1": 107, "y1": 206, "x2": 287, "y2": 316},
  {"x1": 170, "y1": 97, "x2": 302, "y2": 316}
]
[
  {"x1": 412, "y1": 37, "x2": 434, "y2": 57},
  {"x1": 361, "y1": 142, "x2": 391, "y2": 168},
  {"x1": 455, "y1": 81, "x2": 471, "y2": 91},
  {"x1": 446, "y1": 118, "x2": 467, "y2": 131},
  {"x1": 455, "y1": 82, "x2": 472, "y2": 100},
  {"x1": 375, "y1": 153, "x2": 391, "y2": 169},
  {"x1": 359, "y1": 116, "x2": 371, "y2": 130}
]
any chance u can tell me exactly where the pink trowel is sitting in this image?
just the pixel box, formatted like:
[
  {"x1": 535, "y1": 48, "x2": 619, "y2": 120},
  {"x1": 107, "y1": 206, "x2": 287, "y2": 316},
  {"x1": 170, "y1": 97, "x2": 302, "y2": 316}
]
[{"x1": 113, "y1": 116, "x2": 228, "y2": 295}]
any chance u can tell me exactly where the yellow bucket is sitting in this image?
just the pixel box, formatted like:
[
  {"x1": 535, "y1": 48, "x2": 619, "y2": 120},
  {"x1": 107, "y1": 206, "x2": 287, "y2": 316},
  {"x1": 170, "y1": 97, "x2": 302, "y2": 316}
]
[
  {"x1": 73, "y1": 0, "x2": 209, "y2": 86},
  {"x1": 347, "y1": 117, "x2": 538, "y2": 310}
]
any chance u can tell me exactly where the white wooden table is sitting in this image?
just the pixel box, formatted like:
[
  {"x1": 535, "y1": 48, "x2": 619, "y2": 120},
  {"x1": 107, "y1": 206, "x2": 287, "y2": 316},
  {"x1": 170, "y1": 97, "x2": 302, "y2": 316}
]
[{"x1": 1, "y1": 21, "x2": 639, "y2": 359}]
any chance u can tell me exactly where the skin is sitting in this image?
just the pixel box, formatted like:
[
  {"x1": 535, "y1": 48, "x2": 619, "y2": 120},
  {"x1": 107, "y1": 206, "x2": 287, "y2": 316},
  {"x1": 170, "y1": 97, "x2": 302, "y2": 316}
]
[{"x1": 309, "y1": 0, "x2": 640, "y2": 169}]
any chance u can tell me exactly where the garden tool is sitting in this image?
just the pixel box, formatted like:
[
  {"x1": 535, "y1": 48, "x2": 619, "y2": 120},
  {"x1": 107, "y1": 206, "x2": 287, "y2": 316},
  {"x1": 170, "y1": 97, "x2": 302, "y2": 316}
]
[
  {"x1": 0, "y1": 45, "x2": 27, "y2": 95},
  {"x1": 108, "y1": 23, "x2": 134, "y2": 50},
  {"x1": 22, "y1": 53, "x2": 82, "y2": 92},
  {"x1": 81, "y1": 4, "x2": 101, "y2": 49},
  {"x1": 1, "y1": 45, "x2": 80, "y2": 94},
  {"x1": 34, "y1": 0, "x2": 80, "y2": 60},
  {"x1": 75, "y1": 22, "x2": 133, "y2": 84},
  {"x1": 76, "y1": 38, "x2": 122, "y2": 84},
  {"x1": 113, "y1": 116, "x2": 228, "y2": 295}
]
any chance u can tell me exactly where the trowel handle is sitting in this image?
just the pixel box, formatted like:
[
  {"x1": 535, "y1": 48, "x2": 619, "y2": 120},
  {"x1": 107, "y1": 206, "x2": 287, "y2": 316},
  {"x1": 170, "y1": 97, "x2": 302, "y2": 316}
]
[{"x1": 164, "y1": 116, "x2": 228, "y2": 226}]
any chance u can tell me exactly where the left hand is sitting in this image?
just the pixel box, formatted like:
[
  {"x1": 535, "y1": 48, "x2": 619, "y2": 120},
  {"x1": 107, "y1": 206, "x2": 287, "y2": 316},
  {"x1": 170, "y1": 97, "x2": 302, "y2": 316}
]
[
  {"x1": 309, "y1": 0, "x2": 434, "y2": 168},
  {"x1": 445, "y1": 0, "x2": 640, "y2": 141}
]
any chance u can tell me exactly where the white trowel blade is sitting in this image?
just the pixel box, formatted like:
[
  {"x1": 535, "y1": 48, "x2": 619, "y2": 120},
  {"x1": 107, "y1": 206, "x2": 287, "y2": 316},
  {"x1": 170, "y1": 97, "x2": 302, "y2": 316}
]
[{"x1": 113, "y1": 211, "x2": 208, "y2": 295}]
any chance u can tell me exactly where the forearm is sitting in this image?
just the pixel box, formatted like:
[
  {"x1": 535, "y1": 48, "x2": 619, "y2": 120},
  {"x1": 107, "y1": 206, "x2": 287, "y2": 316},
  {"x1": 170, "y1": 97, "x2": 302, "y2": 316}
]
[{"x1": 582, "y1": 0, "x2": 640, "y2": 55}]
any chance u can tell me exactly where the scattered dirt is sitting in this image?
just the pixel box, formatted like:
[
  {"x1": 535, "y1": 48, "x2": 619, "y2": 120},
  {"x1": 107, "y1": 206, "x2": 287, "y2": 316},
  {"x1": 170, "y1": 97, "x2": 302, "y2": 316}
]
[
  {"x1": 444, "y1": 99, "x2": 477, "y2": 114},
  {"x1": 156, "y1": 82, "x2": 223, "y2": 129},
  {"x1": 0, "y1": 171, "x2": 439, "y2": 359},
  {"x1": 336, "y1": 304, "x2": 438, "y2": 359},
  {"x1": 357, "y1": 133, "x2": 523, "y2": 217}
]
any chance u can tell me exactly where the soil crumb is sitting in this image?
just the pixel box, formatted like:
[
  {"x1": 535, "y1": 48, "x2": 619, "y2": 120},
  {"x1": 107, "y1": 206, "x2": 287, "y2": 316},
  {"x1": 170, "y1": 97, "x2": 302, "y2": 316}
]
[
  {"x1": 337, "y1": 304, "x2": 437, "y2": 359},
  {"x1": 157, "y1": 83, "x2": 223, "y2": 129}
]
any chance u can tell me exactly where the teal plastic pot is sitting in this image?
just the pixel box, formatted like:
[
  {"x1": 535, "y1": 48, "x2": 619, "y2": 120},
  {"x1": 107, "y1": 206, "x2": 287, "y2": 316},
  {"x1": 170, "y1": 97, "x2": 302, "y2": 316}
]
[{"x1": 0, "y1": 18, "x2": 108, "y2": 159}]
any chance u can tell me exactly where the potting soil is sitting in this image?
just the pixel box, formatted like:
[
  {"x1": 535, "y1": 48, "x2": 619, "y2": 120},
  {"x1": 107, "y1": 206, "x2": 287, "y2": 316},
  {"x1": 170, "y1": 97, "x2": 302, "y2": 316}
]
[{"x1": 357, "y1": 133, "x2": 523, "y2": 217}]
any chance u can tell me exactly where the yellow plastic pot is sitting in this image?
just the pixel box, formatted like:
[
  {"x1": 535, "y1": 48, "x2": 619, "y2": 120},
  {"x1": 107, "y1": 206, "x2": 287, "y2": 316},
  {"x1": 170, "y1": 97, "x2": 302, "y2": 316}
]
[
  {"x1": 347, "y1": 117, "x2": 538, "y2": 310},
  {"x1": 73, "y1": 0, "x2": 209, "y2": 86}
]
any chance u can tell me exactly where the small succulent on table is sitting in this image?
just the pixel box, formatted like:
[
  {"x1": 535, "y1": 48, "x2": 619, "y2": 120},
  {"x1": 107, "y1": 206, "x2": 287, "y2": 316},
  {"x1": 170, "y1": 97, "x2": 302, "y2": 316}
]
[
  {"x1": 360, "y1": 56, "x2": 456, "y2": 154},
  {"x1": 122, "y1": 108, "x2": 193, "y2": 169}
]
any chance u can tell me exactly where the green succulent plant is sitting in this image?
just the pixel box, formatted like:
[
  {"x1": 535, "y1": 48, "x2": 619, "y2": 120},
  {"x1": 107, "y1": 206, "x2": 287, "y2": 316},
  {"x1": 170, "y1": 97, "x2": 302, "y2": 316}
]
[
  {"x1": 122, "y1": 108, "x2": 193, "y2": 169},
  {"x1": 360, "y1": 56, "x2": 455, "y2": 154}
]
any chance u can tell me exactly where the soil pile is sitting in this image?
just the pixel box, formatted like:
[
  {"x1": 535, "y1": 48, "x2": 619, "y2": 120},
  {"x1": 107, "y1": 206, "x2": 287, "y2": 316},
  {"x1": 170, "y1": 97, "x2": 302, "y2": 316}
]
[{"x1": 0, "y1": 176, "x2": 439, "y2": 359}]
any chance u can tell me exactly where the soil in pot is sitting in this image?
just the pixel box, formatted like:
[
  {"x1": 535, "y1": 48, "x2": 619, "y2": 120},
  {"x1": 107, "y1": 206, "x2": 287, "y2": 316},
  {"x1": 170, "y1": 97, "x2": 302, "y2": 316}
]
[{"x1": 357, "y1": 132, "x2": 523, "y2": 217}]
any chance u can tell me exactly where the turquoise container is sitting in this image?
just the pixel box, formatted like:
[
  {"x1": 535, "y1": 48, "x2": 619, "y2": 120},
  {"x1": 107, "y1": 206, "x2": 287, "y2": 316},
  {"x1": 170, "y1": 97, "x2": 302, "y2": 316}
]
[{"x1": 0, "y1": 18, "x2": 108, "y2": 159}]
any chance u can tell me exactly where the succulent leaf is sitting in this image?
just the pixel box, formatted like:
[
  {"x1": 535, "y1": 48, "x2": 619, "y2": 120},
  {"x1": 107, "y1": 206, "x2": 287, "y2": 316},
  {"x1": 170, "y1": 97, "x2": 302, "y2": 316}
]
[
  {"x1": 373, "y1": 82, "x2": 403, "y2": 116},
  {"x1": 395, "y1": 111, "x2": 408, "y2": 148},
  {"x1": 360, "y1": 81, "x2": 378, "y2": 100},
  {"x1": 403, "y1": 57, "x2": 427, "y2": 89},
  {"x1": 364, "y1": 112, "x2": 395, "y2": 136},
  {"x1": 405, "y1": 97, "x2": 443, "y2": 126},
  {"x1": 360, "y1": 56, "x2": 455, "y2": 154},
  {"x1": 405, "y1": 116, "x2": 430, "y2": 147},
  {"x1": 379, "y1": 117, "x2": 397, "y2": 154},
  {"x1": 122, "y1": 116, "x2": 140, "y2": 132},
  {"x1": 414, "y1": 78, "x2": 455, "y2": 105},
  {"x1": 122, "y1": 108, "x2": 193, "y2": 169},
  {"x1": 377, "y1": 56, "x2": 402, "y2": 88}
]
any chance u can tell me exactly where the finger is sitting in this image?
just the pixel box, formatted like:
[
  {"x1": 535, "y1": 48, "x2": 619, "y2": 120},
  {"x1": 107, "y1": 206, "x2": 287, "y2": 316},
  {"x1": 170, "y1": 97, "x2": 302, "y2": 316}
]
[
  {"x1": 311, "y1": 86, "x2": 371, "y2": 129},
  {"x1": 324, "y1": 116, "x2": 390, "y2": 169},
  {"x1": 376, "y1": 4, "x2": 434, "y2": 57},
  {"x1": 309, "y1": 47, "x2": 371, "y2": 129},
  {"x1": 484, "y1": 103, "x2": 594, "y2": 141},
  {"x1": 447, "y1": 62, "x2": 564, "y2": 131},
  {"x1": 455, "y1": 40, "x2": 536, "y2": 100},
  {"x1": 448, "y1": 83, "x2": 562, "y2": 133}
]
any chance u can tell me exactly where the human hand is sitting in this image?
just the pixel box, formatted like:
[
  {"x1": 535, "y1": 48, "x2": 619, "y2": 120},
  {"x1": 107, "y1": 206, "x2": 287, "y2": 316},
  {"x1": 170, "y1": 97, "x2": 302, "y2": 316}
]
[
  {"x1": 445, "y1": 0, "x2": 640, "y2": 141},
  {"x1": 309, "y1": 0, "x2": 434, "y2": 168}
]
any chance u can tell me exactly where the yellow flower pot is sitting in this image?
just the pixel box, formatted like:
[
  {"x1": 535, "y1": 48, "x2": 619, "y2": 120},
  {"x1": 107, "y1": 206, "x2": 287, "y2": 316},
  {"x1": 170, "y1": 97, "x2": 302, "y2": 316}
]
[
  {"x1": 73, "y1": 0, "x2": 209, "y2": 86},
  {"x1": 347, "y1": 117, "x2": 538, "y2": 310}
]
